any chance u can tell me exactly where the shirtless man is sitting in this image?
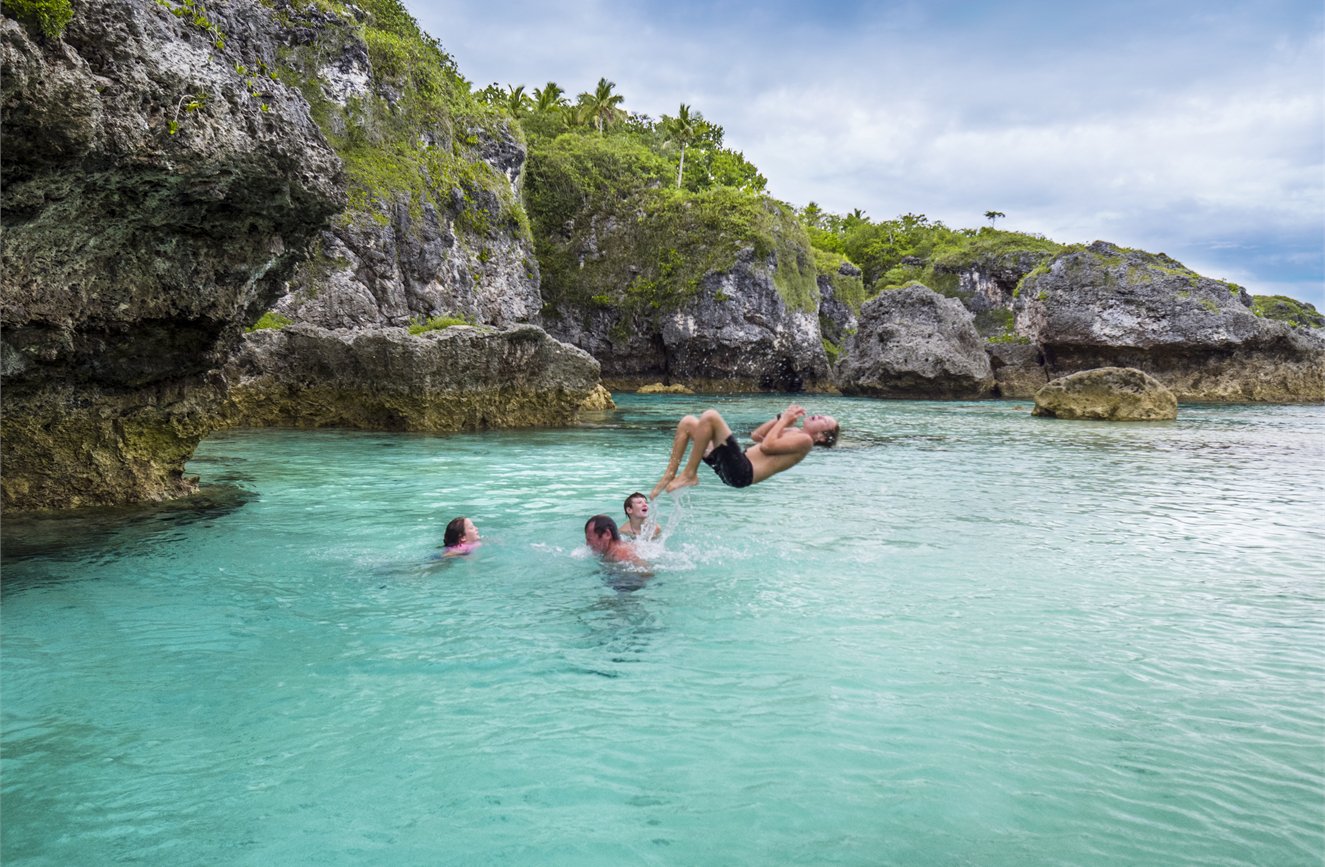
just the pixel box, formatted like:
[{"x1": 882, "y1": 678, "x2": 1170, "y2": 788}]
[
  {"x1": 584, "y1": 514, "x2": 649, "y2": 567},
  {"x1": 620, "y1": 492, "x2": 661, "y2": 540},
  {"x1": 649, "y1": 404, "x2": 839, "y2": 498}
]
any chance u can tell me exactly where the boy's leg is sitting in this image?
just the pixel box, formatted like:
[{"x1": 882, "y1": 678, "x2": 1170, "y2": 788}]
[
  {"x1": 651, "y1": 414, "x2": 699, "y2": 499},
  {"x1": 667, "y1": 409, "x2": 732, "y2": 492}
]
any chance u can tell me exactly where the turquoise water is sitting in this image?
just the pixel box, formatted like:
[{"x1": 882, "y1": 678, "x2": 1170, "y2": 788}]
[{"x1": 3, "y1": 395, "x2": 1323, "y2": 866}]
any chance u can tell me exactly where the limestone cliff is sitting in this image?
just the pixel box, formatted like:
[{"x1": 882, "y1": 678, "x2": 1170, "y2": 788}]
[
  {"x1": 220, "y1": 0, "x2": 597, "y2": 432},
  {"x1": 525, "y1": 134, "x2": 840, "y2": 391},
  {"x1": 836, "y1": 283, "x2": 995, "y2": 399},
  {"x1": 1, "y1": 0, "x2": 343, "y2": 510},
  {"x1": 222, "y1": 324, "x2": 602, "y2": 430},
  {"x1": 1011, "y1": 242, "x2": 1325, "y2": 401},
  {"x1": 850, "y1": 234, "x2": 1324, "y2": 402},
  {"x1": 260, "y1": 0, "x2": 541, "y2": 329}
]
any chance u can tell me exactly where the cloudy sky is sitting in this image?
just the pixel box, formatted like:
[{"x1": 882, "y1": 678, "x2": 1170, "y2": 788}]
[{"x1": 408, "y1": 0, "x2": 1324, "y2": 308}]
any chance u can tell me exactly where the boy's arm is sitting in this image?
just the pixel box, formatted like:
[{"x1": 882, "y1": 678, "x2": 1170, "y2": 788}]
[
  {"x1": 752, "y1": 405, "x2": 804, "y2": 442},
  {"x1": 757, "y1": 427, "x2": 814, "y2": 457}
]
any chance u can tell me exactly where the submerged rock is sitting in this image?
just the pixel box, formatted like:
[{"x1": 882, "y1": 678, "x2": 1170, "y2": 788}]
[
  {"x1": 1033, "y1": 367, "x2": 1178, "y2": 421},
  {"x1": 1, "y1": 0, "x2": 343, "y2": 510},
  {"x1": 1015, "y1": 242, "x2": 1325, "y2": 401},
  {"x1": 221, "y1": 324, "x2": 603, "y2": 431},
  {"x1": 836, "y1": 283, "x2": 995, "y2": 399}
]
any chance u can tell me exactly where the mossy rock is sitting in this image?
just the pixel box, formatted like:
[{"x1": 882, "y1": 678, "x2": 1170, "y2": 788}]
[
  {"x1": 1252, "y1": 295, "x2": 1325, "y2": 329},
  {"x1": 1033, "y1": 367, "x2": 1177, "y2": 421},
  {"x1": 637, "y1": 382, "x2": 693, "y2": 394}
]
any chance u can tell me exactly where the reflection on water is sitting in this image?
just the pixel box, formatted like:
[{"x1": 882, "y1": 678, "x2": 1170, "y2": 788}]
[
  {"x1": 1, "y1": 397, "x2": 1322, "y2": 866},
  {"x1": 1, "y1": 484, "x2": 255, "y2": 573}
]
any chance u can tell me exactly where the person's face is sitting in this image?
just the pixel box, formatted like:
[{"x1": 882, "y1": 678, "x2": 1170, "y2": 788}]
[
  {"x1": 803, "y1": 414, "x2": 837, "y2": 442},
  {"x1": 626, "y1": 496, "x2": 648, "y2": 521},
  {"x1": 462, "y1": 519, "x2": 481, "y2": 543},
  {"x1": 585, "y1": 527, "x2": 611, "y2": 553}
]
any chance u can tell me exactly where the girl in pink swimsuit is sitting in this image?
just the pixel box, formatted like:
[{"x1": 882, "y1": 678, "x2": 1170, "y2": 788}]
[{"x1": 442, "y1": 516, "x2": 482, "y2": 556}]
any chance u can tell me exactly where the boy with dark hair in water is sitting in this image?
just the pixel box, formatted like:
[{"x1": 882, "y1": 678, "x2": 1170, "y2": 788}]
[
  {"x1": 649, "y1": 404, "x2": 838, "y2": 499},
  {"x1": 621, "y1": 491, "x2": 660, "y2": 540}
]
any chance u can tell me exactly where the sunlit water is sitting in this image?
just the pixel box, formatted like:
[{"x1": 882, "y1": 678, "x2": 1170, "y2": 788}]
[{"x1": 3, "y1": 395, "x2": 1323, "y2": 866}]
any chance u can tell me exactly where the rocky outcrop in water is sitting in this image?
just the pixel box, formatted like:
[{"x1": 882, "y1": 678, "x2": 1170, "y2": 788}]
[
  {"x1": 1033, "y1": 367, "x2": 1178, "y2": 421},
  {"x1": 986, "y1": 342, "x2": 1048, "y2": 396},
  {"x1": 1012, "y1": 242, "x2": 1325, "y2": 401},
  {"x1": 836, "y1": 283, "x2": 995, "y2": 399},
  {"x1": 1, "y1": 0, "x2": 343, "y2": 510},
  {"x1": 222, "y1": 324, "x2": 603, "y2": 431},
  {"x1": 544, "y1": 247, "x2": 834, "y2": 392},
  {"x1": 221, "y1": 0, "x2": 585, "y2": 435}
]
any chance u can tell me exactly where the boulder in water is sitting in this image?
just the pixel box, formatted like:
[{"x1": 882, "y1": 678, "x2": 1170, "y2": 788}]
[{"x1": 1032, "y1": 367, "x2": 1178, "y2": 421}]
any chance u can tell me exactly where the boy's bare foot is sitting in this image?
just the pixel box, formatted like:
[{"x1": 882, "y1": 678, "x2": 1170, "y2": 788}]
[
  {"x1": 649, "y1": 474, "x2": 674, "y2": 500},
  {"x1": 666, "y1": 473, "x2": 699, "y2": 493}
]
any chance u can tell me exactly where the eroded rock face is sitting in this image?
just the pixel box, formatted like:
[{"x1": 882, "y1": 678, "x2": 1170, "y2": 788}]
[
  {"x1": 987, "y1": 342, "x2": 1048, "y2": 397},
  {"x1": 837, "y1": 283, "x2": 995, "y2": 399},
  {"x1": 221, "y1": 324, "x2": 602, "y2": 430},
  {"x1": 273, "y1": 199, "x2": 541, "y2": 330},
  {"x1": 261, "y1": 2, "x2": 541, "y2": 332},
  {"x1": 1016, "y1": 242, "x2": 1325, "y2": 401},
  {"x1": 544, "y1": 250, "x2": 832, "y2": 392},
  {"x1": 1033, "y1": 367, "x2": 1178, "y2": 421},
  {"x1": 818, "y1": 261, "x2": 860, "y2": 346},
  {"x1": 1, "y1": 0, "x2": 343, "y2": 510}
]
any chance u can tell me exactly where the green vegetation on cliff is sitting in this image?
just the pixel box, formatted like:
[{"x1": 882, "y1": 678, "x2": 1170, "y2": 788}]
[
  {"x1": 2, "y1": 0, "x2": 74, "y2": 39},
  {"x1": 509, "y1": 82, "x2": 813, "y2": 317},
  {"x1": 247, "y1": 311, "x2": 293, "y2": 331},
  {"x1": 272, "y1": 0, "x2": 528, "y2": 243},
  {"x1": 797, "y1": 207, "x2": 1065, "y2": 298},
  {"x1": 1252, "y1": 294, "x2": 1325, "y2": 329},
  {"x1": 812, "y1": 248, "x2": 866, "y2": 308}
]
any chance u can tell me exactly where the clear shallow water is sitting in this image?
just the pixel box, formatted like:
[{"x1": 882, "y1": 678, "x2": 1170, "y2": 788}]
[{"x1": 3, "y1": 395, "x2": 1323, "y2": 866}]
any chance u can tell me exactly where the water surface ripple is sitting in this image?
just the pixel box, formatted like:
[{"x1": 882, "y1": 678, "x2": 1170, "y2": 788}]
[{"x1": 2, "y1": 397, "x2": 1322, "y2": 866}]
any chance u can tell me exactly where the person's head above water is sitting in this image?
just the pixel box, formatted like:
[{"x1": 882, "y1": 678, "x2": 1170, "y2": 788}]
[
  {"x1": 584, "y1": 514, "x2": 621, "y2": 552},
  {"x1": 584, "y1": 514, "x2": 649, "y2": 569},
  {"x1": 623, "y1": 492, "x2": 649, "y2": 523},
  {"x1": 444, "y1": 516, "x2": 481, "y2": 548},
  {"x1": 803, "y1": 413, "x2": 840, "y2": 448}
]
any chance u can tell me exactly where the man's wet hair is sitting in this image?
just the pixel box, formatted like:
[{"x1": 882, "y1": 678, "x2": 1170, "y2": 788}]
[
  {"x1": 585, "y1": 514, "x2": 621, "y2": 541},
  {"x1": 443, "y1": 516, "x2": 468, "y2": 547},
  {"x1": 815, "y1": 423, "x2": 841, "y2": 448},
  {"x1": 623, "y1": 492, "x2": 647, "y2": 515}
]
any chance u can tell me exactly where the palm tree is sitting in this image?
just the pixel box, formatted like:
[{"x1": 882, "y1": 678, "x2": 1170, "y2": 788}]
[
  {"x1": 800, "y1": 201, "x2": 826, "y2": 230},
  {"x1": 984, "y1": 210, "x2": 1005, "y2": 226},
  {"x1": 505, "y1": 85, "x2": 528, "y2": 115},
  {"x1": 533, "y1": 81, "x2": 566, "y2": 112},
  {"x1": 577, "y1": 78, "x2": 625, "y2": 134},
  {"x1": 662, "y1": 104, "x2": 699, "y2": 188}
]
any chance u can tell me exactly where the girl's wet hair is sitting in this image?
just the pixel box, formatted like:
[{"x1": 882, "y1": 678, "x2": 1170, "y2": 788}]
[
  {"x1": 816, "y1": 423, "x2": 841, "y2": 448},
  {"x1": 443, "y1": 516, "x2": 468, "y2": 547}
]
